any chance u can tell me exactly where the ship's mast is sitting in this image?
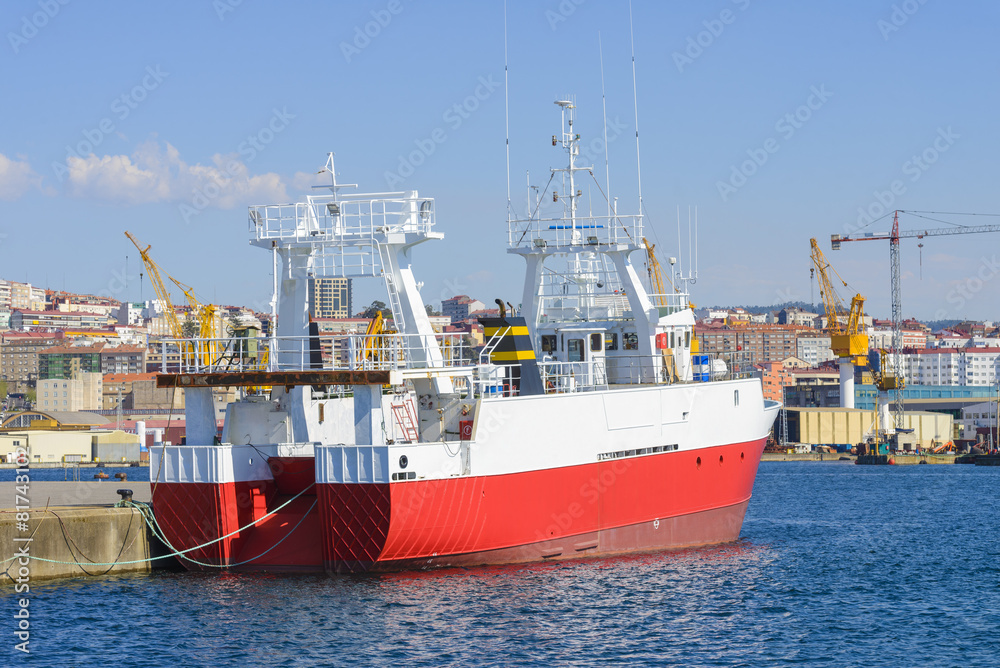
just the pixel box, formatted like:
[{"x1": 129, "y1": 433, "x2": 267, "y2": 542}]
[{"x1": 552, "y1": 99, "x2": 589, "y2": 233}]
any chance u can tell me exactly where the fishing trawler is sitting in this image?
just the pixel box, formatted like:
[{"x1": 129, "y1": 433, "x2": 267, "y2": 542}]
[{"x1": 149, "y1": 100, "x2": 780, "y2": 572}]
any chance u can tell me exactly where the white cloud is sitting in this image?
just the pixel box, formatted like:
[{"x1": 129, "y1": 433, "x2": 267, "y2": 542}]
[
  {"x1": 0, "y1": 153, "x2": 42, "y2": 200},
  {"x1": 65, "y1": 139, "x2": 288, "y2": 208}
]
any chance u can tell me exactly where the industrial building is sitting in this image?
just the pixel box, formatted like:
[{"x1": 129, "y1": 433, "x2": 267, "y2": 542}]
[
  {"x1": 782, "y1": 407, "x2": 953, "y2": 451},
  {"x1": 0, "y1": 410, "x2": 142, "y2": 463}
]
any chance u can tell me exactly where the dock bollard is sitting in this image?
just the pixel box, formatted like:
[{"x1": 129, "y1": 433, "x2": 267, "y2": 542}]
[{"x1": 116, "y1": 489, "x2": 133, "y2": 502}]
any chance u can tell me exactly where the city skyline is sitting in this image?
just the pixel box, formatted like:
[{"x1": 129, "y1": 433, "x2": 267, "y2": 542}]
[{"x1": 3, "y1": 1, "x2": 999, "y2": 320}]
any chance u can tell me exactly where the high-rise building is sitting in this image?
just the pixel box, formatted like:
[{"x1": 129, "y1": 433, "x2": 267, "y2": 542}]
[{"x1": 309, "y1": 278, "x2": 352, "y2": 319}]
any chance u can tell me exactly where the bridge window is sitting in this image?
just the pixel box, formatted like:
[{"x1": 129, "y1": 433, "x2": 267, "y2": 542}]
[
  {"x1": 624, "y1": 333, "x2": 639, "y2": 351},
  {"x1": 605, "y1": 333, "x2": 618, "y2": 351},
  {"x1": 541, "y1": 335, "x2": 557, "y2": 353},
  {"x1": 590, "y1": 333, "x2": 603, "y2": 352},
  {"x1": 568, "y1": 339, "x2": 584, "y2": 362}
]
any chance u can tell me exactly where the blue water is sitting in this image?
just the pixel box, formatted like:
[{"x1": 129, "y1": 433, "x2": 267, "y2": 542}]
[
  {"x1": 7, "y1": 462, "x2": 1000, "y2": 666},
  {"x1": 0, "y1": 466, "x2": 149, "y2": 482}
]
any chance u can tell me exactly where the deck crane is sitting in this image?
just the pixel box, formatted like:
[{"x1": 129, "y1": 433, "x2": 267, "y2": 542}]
[
  {"x1": 832, "y1": 210, "x2": 1000, "y2": 431},
  {"x1": 809, "y1": 238, "x2": 868, "y2": 408},
  {"x1": 124, "y1": 231, "x2": 182, "y2": 338},
  {"x1": 642, "y1": 237, "x2": 669, "y2": 307}
]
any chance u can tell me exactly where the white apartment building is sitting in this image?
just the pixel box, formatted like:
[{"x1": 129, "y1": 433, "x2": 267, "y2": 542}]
[
  {"x1": 868, "y1": 328, "x2": 928, "y2": 350},
  {"x1": 958, "y1": 400, "x2": 1000, "y2": 445},
  {"x1": 38, "y1": 371, "x2": 103, "y2": 411},
  {"x1": 796, "y1": 334, "x2": 835, "y2": 367},
  {"x1": 901, "y1": 348, "x2": 1000, "y2": 386},
  {"x1": 0, "y1": 280, "x2": 11, "y2": 310}
]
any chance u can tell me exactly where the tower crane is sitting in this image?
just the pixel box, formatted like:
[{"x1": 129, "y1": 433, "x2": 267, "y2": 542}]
[
  {"x1": 809, "y1": 238, "x2": 868, "y2": 408},
  {"x1": 832, "y1": 209, "x2": 1000, "y2": 431},
  {"x1": 125, "y1": 231, "x2": 182, "y2": 338}
]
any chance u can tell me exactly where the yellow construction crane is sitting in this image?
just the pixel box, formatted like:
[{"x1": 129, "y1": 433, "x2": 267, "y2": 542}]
[
  {"x1": 169, "y1": 276, "x2": 221, "y2": 366},
  {"x1": 810, "y1": 239, "x2": 868, "y2": 362},
  {"x1": 169, "y1": 276, "x2": 219, "y2": 338},
  {"x1": 809, "y1": 238, "x2": 869, "y2": 409},
  {"x1": 125, "y1": 231, "x2": 183, "y2": 338}
]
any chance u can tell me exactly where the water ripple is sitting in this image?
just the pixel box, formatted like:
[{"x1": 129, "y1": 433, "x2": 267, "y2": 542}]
[{"x1": 6, "y1": 463, "x2": 1000, "y2": 666}]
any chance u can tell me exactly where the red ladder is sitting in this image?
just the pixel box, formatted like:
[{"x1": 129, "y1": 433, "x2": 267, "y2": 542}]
[{"x1": 391, "y1": 398, "x2": 419, "y2": 443}]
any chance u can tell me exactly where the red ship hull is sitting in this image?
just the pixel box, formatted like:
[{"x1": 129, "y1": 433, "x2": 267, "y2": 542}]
[
  {"x1": 318, "y1": 436, "x2": 767, "y2": 573},
  {"x1": 151, "y1": 436, "x2": 765, "y2": 572}
]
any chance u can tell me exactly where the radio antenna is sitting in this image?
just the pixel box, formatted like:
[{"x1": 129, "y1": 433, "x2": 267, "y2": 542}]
[
  {"x1": 629, "y1": 1, "x2": 643, "y2": 216},
  {"x1": 504, "y1": 0, "x2": 512, "y2": 221},
  {"x1": 599, "y1": 32, "x2": 611, "y2": 220}
]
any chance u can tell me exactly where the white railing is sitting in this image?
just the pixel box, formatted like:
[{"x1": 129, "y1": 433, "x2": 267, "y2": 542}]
[
  {"x1": 539, "y1": 359, "x2": 608, "y2": 394},
  {"x1": 508, "y1": 214, "x2": 642, "y2": 250},
  {"x1": 248, "y1": 192, "x2": 436, "y2": 277},
  {"x1": 647, "y1": 292, "x2": 692, "y2": 316},
  {"x1": 162, "y1": 332, "x2": 470, "y2": 374},
  {"x1": 603, "y1": 353, "x2": 752, "y2": 385}
]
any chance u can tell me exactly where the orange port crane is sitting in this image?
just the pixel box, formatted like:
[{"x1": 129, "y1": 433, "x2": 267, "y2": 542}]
[{"x1": 810, "y1": 238, "x2": 869, "y2": 409}]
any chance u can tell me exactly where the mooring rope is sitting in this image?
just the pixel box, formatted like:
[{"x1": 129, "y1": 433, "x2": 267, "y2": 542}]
[{"x1": 1, "y1": 481, "x2": 317, "y2": 569}]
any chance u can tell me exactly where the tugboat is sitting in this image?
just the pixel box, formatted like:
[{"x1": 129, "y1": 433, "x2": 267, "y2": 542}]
[{"x1": 150, "y1": 101, "x2": 780, "y2": 572}]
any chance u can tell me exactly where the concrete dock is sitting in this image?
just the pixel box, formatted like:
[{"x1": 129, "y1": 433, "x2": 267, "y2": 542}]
[
  {"x1": 761, "y1": 452, "x2": 958, "y2": 465},
  {"x1": 0, "y1": 482, "x2": 170, "y2": 583}
]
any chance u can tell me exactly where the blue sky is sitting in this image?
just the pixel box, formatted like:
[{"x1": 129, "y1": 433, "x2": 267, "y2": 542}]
[{"x1": 2, "y1": 0, "x2": 999, "y2": 321}]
